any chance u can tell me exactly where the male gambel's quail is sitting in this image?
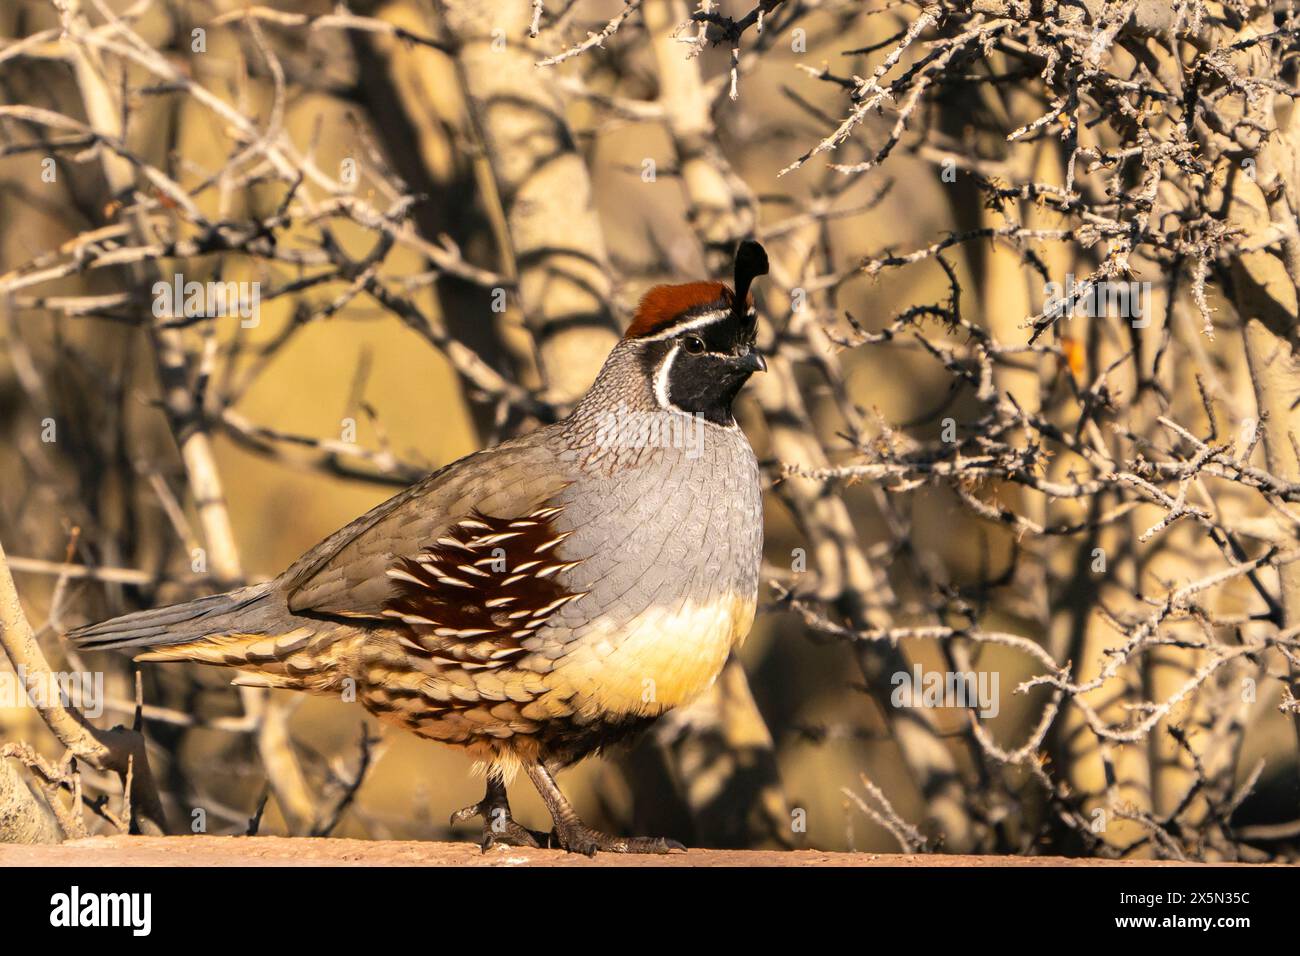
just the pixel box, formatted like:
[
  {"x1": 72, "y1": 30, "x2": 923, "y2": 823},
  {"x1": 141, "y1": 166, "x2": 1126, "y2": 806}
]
[{"x1": 70, "y1": 242, "x2": 770, "y2": 855}]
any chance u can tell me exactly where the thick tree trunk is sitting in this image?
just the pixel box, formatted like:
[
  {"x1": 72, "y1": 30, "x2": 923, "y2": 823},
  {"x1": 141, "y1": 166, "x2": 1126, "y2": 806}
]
[
  {"x1": 0, "y1": 759, "x2": 62, "y2": 845},
  {"x1": 435, "y1": 0, "x2": 620, "y2": 407}
]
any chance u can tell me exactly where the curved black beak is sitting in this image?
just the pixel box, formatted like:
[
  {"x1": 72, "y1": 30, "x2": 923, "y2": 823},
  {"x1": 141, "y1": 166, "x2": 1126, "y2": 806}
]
[{"x1": 732, "y1": 351, "x2": 767, "y2": 374}]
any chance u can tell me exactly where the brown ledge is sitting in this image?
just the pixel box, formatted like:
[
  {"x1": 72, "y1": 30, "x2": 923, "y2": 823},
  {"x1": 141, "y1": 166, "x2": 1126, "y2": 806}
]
[{"x1": 0, "y1": 835, "x2": 1225, "y2": 867}]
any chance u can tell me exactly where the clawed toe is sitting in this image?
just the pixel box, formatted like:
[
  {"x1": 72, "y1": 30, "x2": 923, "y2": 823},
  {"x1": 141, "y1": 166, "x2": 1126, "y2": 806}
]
[
  {"x1": 449, "y1": 802, "x2": 483, "y2": 826},
  {"x1": 523, "y1": 761, "x2": 686, "y2": 856},
  {"x1": 482, "y1": 821, "x2": 547, "y2": 851},
  {"x1": 450, "y1": 800, "x2": 547, "y2": 851},
  {"x1": 550, "y1": 823, "x2": 686, "y2": 856}
]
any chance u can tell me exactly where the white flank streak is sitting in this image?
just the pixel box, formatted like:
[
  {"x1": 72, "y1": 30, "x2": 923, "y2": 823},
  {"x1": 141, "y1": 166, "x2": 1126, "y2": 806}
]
[
  {"x1": 468, "y1": 532, "x2": 523, "y2": 547},
  {"x1": 385, "y1": 569, "x2": 425, "y2": 586},
  {"x1": 400, "y1": 614, "x2": 437, "y2": 625}
]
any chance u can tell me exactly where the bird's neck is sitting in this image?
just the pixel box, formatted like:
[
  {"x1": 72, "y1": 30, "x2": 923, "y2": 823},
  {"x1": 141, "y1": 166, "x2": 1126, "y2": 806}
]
[
  {"x1": 561, "y1": 342, "x2": 721, "y2": 471},
  {"x1": 566, "y1": 342, "x2": 660, "y2": 426}
]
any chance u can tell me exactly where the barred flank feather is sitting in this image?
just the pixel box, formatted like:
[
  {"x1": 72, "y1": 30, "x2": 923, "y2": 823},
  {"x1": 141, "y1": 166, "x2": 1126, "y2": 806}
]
[{"x1": 381, "y1": 505, "x2": 585, "y2": 668}]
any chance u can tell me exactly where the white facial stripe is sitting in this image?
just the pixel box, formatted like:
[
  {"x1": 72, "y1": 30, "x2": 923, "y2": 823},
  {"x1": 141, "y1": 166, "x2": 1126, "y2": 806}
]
[
  {"x1": 653, "y1": 342, "x2": 679, "y2": 409},
  {"x1": 635, "y1": 306, "x2": 756, "y2": 343},
  {"x1": 650, "y1": 343, "x2": 743, "y2": 431},
  {"x1": 650, "y1": 339, "x2": 741, "y2": 431}
]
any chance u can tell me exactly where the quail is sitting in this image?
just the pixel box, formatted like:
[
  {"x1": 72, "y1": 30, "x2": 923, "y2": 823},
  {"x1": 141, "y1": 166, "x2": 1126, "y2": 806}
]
[{"x1": 70, "y1": 241, "x2": 771, "y2": 855}]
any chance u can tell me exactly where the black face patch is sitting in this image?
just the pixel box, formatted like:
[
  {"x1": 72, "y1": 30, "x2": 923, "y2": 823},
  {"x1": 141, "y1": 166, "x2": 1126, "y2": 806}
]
[{"x1": 640, "y1": 311, "x2": 762, "y2": 425}]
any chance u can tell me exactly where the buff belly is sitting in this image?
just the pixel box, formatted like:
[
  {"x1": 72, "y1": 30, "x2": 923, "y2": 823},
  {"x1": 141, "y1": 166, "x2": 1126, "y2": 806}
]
[{"x1": 544, "y1": 592, "x2": 757, "y2": 720}]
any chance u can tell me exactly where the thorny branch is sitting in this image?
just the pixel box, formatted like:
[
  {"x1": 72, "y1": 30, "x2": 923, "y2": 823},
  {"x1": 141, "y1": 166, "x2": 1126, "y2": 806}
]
[{"x1": 762, "y1": 0, "x2": 1300, "y2": 859}]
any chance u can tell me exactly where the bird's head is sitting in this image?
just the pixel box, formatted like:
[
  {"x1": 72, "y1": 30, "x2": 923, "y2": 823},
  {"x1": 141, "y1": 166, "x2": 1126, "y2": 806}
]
[{"x1": 620, "y1": 240, "x2": 769, "y2": 426}]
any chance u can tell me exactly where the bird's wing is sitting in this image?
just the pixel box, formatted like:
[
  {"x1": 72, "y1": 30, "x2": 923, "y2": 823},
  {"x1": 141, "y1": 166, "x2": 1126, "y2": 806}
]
[{"x1": 282, "y1": 431, "x2": 573, "y2": 621}]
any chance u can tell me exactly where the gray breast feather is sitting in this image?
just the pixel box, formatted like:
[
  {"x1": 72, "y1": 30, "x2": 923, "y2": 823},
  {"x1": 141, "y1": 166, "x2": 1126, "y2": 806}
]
[{"x1": 546, "y1": 423, "x2": 761, "y2": 644}]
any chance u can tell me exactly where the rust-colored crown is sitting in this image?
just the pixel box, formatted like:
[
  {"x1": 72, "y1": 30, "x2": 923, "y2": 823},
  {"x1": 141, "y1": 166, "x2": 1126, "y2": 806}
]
[
  {"x1": 624, "y1": 241, "x2": 768, "y2": 340},
  {"x1": 624, "y1": 282, "x2": 733, "y2": 339}
]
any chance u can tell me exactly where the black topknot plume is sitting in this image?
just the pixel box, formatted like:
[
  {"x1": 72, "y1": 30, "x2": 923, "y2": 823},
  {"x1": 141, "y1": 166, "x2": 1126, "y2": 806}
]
[{"x1": 732, "y1": 239, "x2": 768, "y2": 329}]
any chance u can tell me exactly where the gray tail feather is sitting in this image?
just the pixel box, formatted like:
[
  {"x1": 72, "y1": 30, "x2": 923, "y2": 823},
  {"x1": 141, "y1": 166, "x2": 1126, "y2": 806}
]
[{"x1": 67, "y1": 584, "x2": 274, "y2": 652}]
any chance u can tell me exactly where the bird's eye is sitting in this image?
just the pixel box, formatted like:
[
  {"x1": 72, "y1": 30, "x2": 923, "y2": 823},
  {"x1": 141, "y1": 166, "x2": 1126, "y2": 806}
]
[{"x1": 682, "y1": 335, "x2": 705, "y2": 354}]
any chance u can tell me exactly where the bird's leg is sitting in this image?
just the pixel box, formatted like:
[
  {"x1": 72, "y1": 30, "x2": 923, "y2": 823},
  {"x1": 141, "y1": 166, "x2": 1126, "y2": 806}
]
[
  {"x1": 524, "y1": 761, "x2": 685, "y2": 856},
  {"x1": 450, "y1": 768, "x2": 548, "y2": 851}
]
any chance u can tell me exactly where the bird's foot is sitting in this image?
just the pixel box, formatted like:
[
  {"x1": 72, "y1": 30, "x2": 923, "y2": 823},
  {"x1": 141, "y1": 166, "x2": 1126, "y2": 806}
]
[
  {"x1": 450, "y1": 799, "x2": 548, "y2": 852},
  {"x1": 548, "y1": 821, "x2": 686, "y2": 857}
]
